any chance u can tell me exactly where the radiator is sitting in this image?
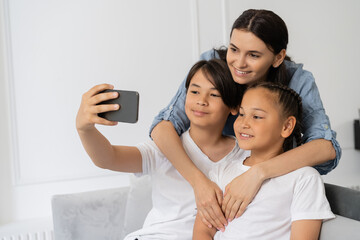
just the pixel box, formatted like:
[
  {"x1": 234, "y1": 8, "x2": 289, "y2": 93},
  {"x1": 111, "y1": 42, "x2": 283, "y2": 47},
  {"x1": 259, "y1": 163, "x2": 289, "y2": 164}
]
[{"x1": 0, "y1": 230, "x2": 54, "y2": 240}]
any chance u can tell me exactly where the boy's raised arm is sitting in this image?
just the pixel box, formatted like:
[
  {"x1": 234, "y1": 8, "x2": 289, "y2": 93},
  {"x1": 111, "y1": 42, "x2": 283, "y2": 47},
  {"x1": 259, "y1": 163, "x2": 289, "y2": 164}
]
[{"x1": 76, "y1": 83, "x2": 142, "y2": 173}]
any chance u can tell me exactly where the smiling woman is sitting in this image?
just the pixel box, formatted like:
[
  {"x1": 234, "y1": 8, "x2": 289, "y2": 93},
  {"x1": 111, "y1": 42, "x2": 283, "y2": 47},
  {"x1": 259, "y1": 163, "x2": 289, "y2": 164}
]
[{"x1": 226, "y1": 29, "x2": 286, "y2": 85}]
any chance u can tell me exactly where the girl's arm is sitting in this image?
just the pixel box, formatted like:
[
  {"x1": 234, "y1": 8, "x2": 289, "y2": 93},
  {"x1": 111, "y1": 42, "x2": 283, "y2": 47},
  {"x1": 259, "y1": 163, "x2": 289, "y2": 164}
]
[
  {"x1": 192, "y1": 212, "x2": 217, "y2": 240},
  {"x1": 76, "y1": 84, "x2": 142, "y2": 173},
  {"x1": 152, "y1": 121, "x2": 227, "y2": 230},
  {"x1": 290, "y1": 220, "x2": 322, "y2": 240},
  {"x1": 222, "y1": 139, "x2": 335, "y2": 221}
]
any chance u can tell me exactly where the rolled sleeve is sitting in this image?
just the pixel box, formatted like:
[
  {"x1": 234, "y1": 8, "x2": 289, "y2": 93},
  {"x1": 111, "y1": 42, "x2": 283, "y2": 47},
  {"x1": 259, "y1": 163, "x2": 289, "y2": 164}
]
[{"x1": 304, "y1": 121, "x2": 341, "y2": 175}]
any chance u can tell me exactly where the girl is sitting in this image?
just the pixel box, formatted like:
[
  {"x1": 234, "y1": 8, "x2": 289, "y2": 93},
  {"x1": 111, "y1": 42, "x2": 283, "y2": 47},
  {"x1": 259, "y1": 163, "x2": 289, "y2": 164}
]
[
  {"x1": 76, "y1": 59, "x2": 246, "y2": 240},
  {"x1": 193, "y1": 82, "x2": 335, "y2": 240},
  {"x1": 150, "y1": 9, "x2": 341, "y2": 230}
]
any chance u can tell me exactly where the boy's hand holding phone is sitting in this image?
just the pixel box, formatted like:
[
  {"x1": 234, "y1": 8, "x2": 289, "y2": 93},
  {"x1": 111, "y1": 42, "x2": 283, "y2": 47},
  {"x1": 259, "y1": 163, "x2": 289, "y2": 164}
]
[
  {"x1": 76, "y1": 83, "x2": 139, "y2": 133},
  {"x1": 98, "y1": 89, "x2": 139, "y2": 123}
]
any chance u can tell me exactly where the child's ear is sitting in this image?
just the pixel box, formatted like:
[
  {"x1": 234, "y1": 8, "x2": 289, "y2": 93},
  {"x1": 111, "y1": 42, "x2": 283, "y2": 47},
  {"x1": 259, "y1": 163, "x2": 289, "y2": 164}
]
[
  {"x1": 230, "y1": 107, "x2": 239, "y2": 116},
  {"x1": 281, "y1": 116, "x2": 296, "y2": 138}
]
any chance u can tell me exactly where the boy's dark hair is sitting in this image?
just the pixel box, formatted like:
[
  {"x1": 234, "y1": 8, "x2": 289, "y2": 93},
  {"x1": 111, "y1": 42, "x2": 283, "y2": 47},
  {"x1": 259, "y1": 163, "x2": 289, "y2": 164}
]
[
  {"x1": 216, "y1": 9, "x2": 291, "y2": 86},
  {"x1": 246, "y1": 82, "x2": 303, "y2": 152},
  {"x1": 185, "y1": 59, "x2": 245, "y2": 109}
]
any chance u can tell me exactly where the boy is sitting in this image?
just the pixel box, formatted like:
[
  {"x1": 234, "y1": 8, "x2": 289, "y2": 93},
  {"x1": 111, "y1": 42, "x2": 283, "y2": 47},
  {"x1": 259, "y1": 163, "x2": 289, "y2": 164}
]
[{"x1": 76, "y1": 59, "x2": 246, "y2": 240}]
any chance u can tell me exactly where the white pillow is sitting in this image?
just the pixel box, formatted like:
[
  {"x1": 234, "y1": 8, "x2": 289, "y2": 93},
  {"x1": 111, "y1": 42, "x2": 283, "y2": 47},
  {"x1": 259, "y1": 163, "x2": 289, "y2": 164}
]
[{"x1": 121, "y1": 174, "x2": 152, "y2": 237}]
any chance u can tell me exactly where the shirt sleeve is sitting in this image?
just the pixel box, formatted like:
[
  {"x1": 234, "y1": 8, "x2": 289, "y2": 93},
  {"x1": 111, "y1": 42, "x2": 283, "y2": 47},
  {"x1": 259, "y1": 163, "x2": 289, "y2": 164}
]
[
  {"x1": 149, "y1": 49, "x2": 217, "y2": 137},
  {"x1": 134, "y1": 141, "x2": 163, "y2": 177},
  {"x1": 288, "y1": 62, "x2": 342, "y2": 175},
  {"x1": 291, "y1": 168, "x2": 335, "y2": 222}
]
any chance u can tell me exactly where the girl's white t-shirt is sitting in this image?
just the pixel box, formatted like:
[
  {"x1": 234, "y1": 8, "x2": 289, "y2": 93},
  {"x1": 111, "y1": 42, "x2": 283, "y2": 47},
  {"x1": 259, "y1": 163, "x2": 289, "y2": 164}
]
[{"x1": 211, "y1": 159, "x2": 335, "y2": 240}]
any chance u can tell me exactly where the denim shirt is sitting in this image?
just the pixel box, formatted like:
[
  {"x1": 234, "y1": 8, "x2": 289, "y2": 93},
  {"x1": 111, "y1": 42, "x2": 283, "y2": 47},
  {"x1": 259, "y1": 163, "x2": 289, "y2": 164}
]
[{"x1": 150, "y1": 49, "x2": 341, "y2": 175}]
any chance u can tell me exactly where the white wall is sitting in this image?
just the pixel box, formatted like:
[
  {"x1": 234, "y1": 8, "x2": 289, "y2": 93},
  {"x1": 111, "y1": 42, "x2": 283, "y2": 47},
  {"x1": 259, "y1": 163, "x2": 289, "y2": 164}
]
[
  {"x1": 0, "y1": 0, "x2": 359, "y2": 226},
  {"x1": 0, "y1": 0, "x2": 200, "y2": 224},
  {"x1": 0, "y1": 0, "x2": 14, "y2": 224}
]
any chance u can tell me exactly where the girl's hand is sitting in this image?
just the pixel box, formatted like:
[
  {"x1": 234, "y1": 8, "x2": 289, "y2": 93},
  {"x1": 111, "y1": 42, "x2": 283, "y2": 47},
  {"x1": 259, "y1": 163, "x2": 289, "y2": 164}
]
[
  {"x1": 76, "y1": 83, "x2": 119, "y2": 132},
  {"x1": 222, "y1": 165, "x2": 265, "y2": 221},
  {"x1": 193, "y1": 174, "x2": 228, "y2": 231}
]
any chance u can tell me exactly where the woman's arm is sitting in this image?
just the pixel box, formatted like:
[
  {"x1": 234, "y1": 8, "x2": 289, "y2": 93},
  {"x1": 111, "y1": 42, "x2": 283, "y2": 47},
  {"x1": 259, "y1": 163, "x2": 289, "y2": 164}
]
[
  {"x1": 192, "y1": 213, "x2": 217, "y2": 240},
  {"x1": 222, "y1": 139, "x2": 335, "y2": 221},
  {"x1": 287, "y1": 61, "x2": 341, "y2": 174},
  {"x1": 257, "y1": 139, "x2": 335, "y2": 179},
  {"x1": 151, "y1": 121, "x2": 227, "y2": 230},
  {"x1": 76, "y1": 84, "x2": 142, "y2": 173},
  {"x1": 151, "y1": 121, "x2": 200, "y2": 183},
  {"x1": 290, "y1": 220, "x2": 322, "y2": 240}
]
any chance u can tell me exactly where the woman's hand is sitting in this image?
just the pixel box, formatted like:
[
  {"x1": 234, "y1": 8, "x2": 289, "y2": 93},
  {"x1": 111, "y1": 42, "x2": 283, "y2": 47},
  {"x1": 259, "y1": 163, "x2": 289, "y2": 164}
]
[
  {"x1": 193, "y1": 174, "x2": 228, "y2": 231},
  {"x1": 222, "y1": 165, "x2": 265, "y2": 221},
  {"x1": 76, "y1": 83, "x2": 119, "y2": 132}
]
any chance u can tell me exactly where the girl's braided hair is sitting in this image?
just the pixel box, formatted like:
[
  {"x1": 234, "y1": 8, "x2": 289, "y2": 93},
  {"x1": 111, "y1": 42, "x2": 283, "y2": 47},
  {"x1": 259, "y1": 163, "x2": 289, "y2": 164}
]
[{"x1": 246, "y1": 82, "x2": 303, "y2": 152}]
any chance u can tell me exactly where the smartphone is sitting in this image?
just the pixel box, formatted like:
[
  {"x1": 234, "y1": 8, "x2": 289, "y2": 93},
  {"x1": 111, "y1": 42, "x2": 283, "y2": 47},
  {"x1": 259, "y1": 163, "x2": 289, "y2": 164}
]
[{"x1": 98, "y1": 89, "x2": 139, "y2": 123}]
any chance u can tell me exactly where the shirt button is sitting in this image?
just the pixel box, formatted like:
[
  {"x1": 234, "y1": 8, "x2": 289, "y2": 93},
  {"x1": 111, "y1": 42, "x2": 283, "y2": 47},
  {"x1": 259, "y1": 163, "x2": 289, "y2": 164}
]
[
  {"x1": 169, "y1": 105, "x2": 173, "y2": 110},
  {"x1": 324, "y1": 124, "x2": 329, "y2": 129}
]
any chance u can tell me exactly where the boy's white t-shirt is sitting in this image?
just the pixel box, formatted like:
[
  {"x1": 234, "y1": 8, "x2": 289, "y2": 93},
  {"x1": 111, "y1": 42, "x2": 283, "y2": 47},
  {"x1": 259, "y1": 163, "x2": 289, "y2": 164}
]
[
  {"x1": 211, "y1": 159, "x2": 335, "y2": 240},
  {"x1": 124, "y1": 130, "x2": 248, "y2": 240}
]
